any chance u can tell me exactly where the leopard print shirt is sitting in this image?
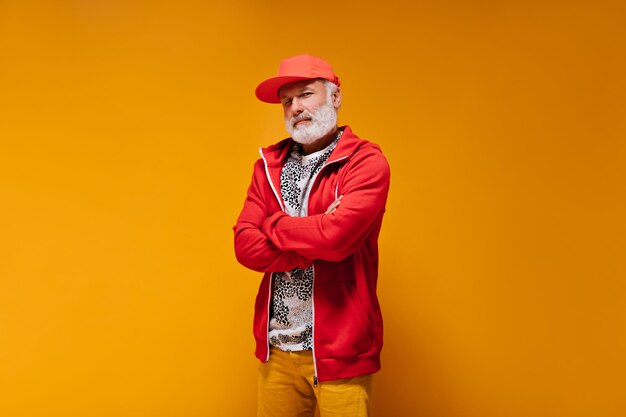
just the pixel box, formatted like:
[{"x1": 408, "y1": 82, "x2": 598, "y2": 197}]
[{"x1": 268, "y1": 133, "x2": 341, "y2": 351}]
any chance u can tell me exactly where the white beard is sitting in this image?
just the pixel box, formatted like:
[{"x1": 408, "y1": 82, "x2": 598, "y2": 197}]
[{"x1": 285, "y1": 98, "x2": 338, "y2": 145}]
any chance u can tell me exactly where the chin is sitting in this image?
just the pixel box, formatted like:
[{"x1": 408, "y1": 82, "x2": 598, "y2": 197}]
[
  {"x1": 292, "y1": 127, "x2": 335, "y2": 145},
  {"x1": 286, "y1": 100, "x2": 338, "y2": 145}
]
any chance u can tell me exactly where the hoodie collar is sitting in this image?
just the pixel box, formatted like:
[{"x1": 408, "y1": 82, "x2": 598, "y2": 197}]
[{"x1": 261, "y1": 126, "x2": 363, "y2": 166}]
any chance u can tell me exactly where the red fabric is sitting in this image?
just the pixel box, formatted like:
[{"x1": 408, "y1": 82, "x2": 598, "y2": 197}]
[
  {"x1": 233, "y1": 126, "x2": 390, "y2": 382},
  {"x1": 255, "y1": 54, "x2": 341, "y2": 103}
]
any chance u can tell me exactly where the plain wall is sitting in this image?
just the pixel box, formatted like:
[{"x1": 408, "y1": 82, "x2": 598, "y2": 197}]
[{"x1": 1, "y1": 1, "x2": 624, "y2": 416}]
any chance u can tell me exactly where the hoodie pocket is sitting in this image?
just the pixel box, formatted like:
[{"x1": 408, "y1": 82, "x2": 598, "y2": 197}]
[{"x1": 314, "y1": 280, "x2": 375, "y2": 359}]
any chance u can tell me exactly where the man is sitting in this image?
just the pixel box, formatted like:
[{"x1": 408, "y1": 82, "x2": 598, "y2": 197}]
[{"x1": 233, "y1": 54, "x2": 390, "y2": 417}]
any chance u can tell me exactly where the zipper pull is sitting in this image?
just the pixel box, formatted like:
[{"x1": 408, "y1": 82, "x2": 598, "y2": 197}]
[{"x1": 313, "y1": 375, "x2": 318, "y2": 387}]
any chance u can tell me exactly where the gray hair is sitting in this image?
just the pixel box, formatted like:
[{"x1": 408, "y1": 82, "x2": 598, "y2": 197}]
[
  {"x1": 324, "y1": 80, "x2": 339, "y2": 95},
  {"x1": 324, "y1": 80, "x2": 340, "y2": 109}
]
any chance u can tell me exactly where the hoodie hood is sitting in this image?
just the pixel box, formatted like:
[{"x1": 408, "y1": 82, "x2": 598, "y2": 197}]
[{"x1": 260, "y1": 126, "x2": 379, "y2": 167}]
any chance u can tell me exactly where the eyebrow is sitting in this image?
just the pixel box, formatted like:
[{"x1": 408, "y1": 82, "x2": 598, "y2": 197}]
[{"x1": 280, "y1": 86, "x2": 314, "y2": 101}]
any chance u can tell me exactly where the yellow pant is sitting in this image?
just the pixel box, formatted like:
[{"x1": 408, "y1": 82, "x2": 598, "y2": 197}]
[{"x1": 257, "y1": 347, "x2": 372, "y2": 417}]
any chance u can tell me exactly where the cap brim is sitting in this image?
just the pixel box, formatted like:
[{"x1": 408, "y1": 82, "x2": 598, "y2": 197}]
[{"x1": 255, "y1": 76, "x2": 316, "y2": 104}]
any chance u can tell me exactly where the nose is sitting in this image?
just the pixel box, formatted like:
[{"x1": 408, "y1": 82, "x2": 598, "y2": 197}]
[{"x1": 290, "y1": 97, "x2": 304, "y2": 115}]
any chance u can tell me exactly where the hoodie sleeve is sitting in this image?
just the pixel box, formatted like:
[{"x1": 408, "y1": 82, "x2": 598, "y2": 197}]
[
  {"x1": 233, "y1": 159, "x2": 312, "y2": 273},
  {"x1": 260, "y1": 147, "x2": 390, "y2": 262}
]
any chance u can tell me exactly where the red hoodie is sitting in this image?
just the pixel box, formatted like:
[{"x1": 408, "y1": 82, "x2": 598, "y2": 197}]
[{"x1": 233, "y1": 126, "x2": 390, "y2": 382}]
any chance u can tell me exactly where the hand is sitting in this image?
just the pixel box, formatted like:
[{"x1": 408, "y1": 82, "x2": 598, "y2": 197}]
[{"x1": 325, "y1": 195, "x2": 343, "y2": 214}]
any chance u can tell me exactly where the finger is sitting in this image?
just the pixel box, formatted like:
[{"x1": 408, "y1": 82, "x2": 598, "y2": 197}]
[
  {"x1": 325, "y1": 199, "x2": 342, "y2": 214},
  {"x1": 325, "y1": 195, "x2": 344, "y2": 214}
]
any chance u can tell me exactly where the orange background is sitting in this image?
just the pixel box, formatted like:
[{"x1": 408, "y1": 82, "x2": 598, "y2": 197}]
[{"x1": 1, "y1": 1, "x2": 625, "y2": 416}]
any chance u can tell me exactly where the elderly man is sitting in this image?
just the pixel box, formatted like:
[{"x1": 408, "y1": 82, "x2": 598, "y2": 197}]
[{"x1": 234, "y1": 54, "x2": 390, "y2": 417}]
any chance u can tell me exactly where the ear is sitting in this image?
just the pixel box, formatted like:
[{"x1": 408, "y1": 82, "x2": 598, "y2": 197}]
[{"x1": 332, "y1": 87, "x2": 342, "y2": 110}]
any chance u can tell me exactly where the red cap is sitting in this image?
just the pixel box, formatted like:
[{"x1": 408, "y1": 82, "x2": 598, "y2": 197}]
[{"x1": 255, "y1": 54, "x2": 341, "y2": 104}]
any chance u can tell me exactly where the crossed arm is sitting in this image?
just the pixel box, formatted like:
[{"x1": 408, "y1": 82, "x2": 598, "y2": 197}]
[
  {"x1": 234, "y1": 149, "x2": 390, "y2": 272},
  {"x1": 233, "y1": 179, "x2": 342, "y2": 272}
]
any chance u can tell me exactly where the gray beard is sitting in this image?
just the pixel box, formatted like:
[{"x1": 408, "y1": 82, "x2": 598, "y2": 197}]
[{"x1": 285, "y1": 101, "x2": 338, "y2": 145}]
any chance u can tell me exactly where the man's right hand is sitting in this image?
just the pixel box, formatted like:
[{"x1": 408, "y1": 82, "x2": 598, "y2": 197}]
[{"x1": 325, "y1": 195, "x2": 343, "y2": 214}]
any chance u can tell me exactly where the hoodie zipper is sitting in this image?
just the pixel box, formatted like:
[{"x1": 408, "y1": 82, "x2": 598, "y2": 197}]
[
  {"x1": 259, "y1": 148, "x2": 286, "y2": 363},
  {"x1": 309, "y1": 153, "x2": 351, "y2": 388},
  {"x1": 308, "y1": 154, "x2": 351, "y2": 213},
  {"x1": 260, "y1": 147, "x2": 352, "y2": 382}
]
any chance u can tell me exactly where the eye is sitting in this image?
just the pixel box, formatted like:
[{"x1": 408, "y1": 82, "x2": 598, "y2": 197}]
[{"x1": 282, "y1": 98, "x2": 292, "y2": 106}]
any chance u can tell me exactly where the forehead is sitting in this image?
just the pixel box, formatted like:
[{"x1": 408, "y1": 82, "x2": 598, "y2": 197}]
[{"x1": 279, "y1": 79, "x2": 326, "y2": 99}]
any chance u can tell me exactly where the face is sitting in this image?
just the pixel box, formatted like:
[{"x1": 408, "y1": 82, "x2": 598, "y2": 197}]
[{"x1": 279, "y1": 79, "x2": 341, "y2": 145}]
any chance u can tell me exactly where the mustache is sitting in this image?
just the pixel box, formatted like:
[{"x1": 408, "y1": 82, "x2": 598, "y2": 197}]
[{"x1": 290, "y1": 112, "x2": 313, "y2": 126}]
